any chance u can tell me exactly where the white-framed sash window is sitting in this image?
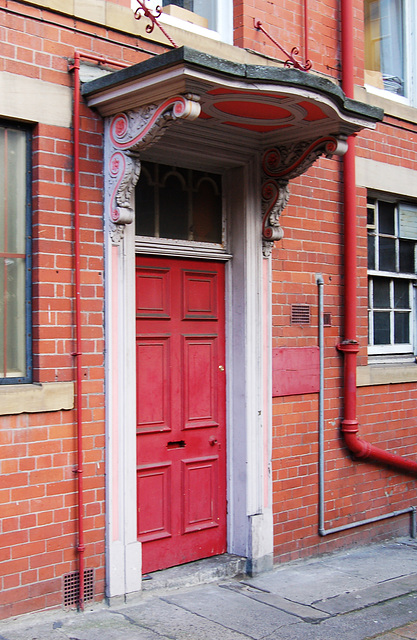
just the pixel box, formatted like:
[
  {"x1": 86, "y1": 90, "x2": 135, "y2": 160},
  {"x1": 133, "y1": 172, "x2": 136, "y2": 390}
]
[
  {"x1": 364, "y1": 0, "x2": 417, "y2": 106},
  {"x1": 367, "y1": 197, "x2": 417, "y2": 356}
]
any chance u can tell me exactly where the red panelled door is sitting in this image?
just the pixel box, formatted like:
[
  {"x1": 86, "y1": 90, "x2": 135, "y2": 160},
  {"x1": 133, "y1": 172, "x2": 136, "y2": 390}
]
[{"x1": 135, "y1": 255, "x2": 227, "y2": 574}]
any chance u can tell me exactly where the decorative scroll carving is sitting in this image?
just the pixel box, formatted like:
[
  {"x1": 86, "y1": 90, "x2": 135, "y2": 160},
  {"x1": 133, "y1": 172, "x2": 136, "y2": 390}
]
[
  {"x1": 108, "y1": 151, "x2": 141, "y2": 226},
  {"x1": 262, "y1": 179, "x2": 290, "y2": 257},
  {"x1": 261, "y1": 136, "x2": 347, "y2": 257},
  {"x1": 106, "y1": 94, "x2": 201, "y2": 244}
]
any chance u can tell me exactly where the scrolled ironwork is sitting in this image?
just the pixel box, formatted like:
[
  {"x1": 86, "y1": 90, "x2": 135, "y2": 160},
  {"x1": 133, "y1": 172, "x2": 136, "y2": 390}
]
[
  {"x1": 254, "y1": 19, "x2": 312, "y2": 71},
  {"x1": 134, "y1": 0, "x2": 178, "y2": 47}
]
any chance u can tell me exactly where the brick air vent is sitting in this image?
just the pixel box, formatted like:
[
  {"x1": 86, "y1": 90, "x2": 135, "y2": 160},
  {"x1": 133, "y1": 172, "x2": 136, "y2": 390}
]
[
  {"x1": 63, "y1": 568, "x2": 94, "y2": 607},
  {"x1": 323, "y1": 312, "x2": 332, "y2": 326},
  {"x1": 291, "y1": 304, "x2": 311, "y2": 325}
]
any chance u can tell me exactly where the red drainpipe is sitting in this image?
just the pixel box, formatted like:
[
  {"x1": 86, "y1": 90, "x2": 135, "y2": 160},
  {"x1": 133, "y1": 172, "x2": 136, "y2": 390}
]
[
  {"x1": 338, "y1": 1, "x2": 417, "y2": 475},
  {"x1": 70, "y1": 51, "x2": 129, "y2": 610}
]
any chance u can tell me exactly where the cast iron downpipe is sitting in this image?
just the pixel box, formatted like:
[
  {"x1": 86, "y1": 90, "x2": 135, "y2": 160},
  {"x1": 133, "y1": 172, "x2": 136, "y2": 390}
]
[
  {"x1": 339, "y1": 0, "x2": 417, "y2": 475},
  {"x1": 70, "y1": 51, "x2": 129, "y2": 609}
]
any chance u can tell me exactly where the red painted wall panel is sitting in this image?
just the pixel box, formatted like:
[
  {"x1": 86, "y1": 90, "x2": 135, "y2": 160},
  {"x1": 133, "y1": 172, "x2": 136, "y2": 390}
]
[{"x1": 272, "y1": 347, "x2": 319, "y2": 397}]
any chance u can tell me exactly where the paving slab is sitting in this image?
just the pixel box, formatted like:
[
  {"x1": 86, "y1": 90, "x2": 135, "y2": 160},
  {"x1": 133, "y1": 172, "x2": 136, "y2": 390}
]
[
  {"x1": 313, "y1": 575, "x2": 417, "y2": 615},
  {"x1": 318, "y1": 542, "x2": 417, "y2": 584},
  {"x1": 246, "y1": 562, "x2": 371, "y2": 605},
  {"x1": 246, "y1": 541, "x2": 417, "y2": 608},
  {"x1": 163, "y1": 582, "x2": 301, "y2": 639},
  {"x1": 221, "y1": 581, "x2": 329, "y2": 622},
  {"x1": 253, "y1": 592, "x2": 417, "y2": 640},
  {"x1": 121, "y1": 595, "x2": 255, "y2": 640}
]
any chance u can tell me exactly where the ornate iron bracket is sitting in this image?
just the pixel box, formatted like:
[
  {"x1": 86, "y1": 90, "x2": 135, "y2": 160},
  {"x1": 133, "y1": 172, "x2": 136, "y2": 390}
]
[
  {"x1": 134, "y1": 1, "x2": 179, "y2": 48},
  {"x1": 254, "y1": 19, "x2": 312, "y2": 71},
  {"x1": 261, "y1": 136, "x2": 348, "y2": 257},
  {"x1": 106, "y1": 94, "x2": 201, "y2": 244}
]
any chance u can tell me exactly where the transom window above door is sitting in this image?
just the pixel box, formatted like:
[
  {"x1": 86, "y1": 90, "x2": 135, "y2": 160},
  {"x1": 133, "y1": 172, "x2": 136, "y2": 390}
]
[{"x1": 135, "y1": 162, "x2": 223, "y2": 245}]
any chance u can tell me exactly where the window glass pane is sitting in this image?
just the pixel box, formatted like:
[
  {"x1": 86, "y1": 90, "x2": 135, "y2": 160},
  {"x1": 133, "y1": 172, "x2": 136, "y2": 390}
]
[
  {"x1": 373, "y1": 277, "x2": 390, "y2": 308},
  {"x1": 0, "y1": 259, "x2": 4, "y2": 377},
  {"x1": 0, "y1": 124, "x2": 30, "y2": 382},
  {"x1": 367, "y1": 205, "x2": 375, "y2": 227},
  {"x1": 0, "y1": 128, "x2": 4, "y2": 254},
  {"x1": 162, "y1": 0, "x2": 216, "y2": 30},
  {"x1": 368, "y1": 234, "x2": 375, "y2": 269},
  {"x1": 159, "y1": 169, "x2": 189, "y2": 240},
  {"x1": 192, "y1": 174, "x2": 222, "y2": 243},
  {"x1": 378, "y1": 236, "x2": 396, "y2": 271},
  {"x1": 399, "y1": 240, "x2": 415, "y2": 273},
  {"x1": 364, "y1": 0, "x2": 405, "y2": 97},
  {"x1": 378, "y1": 201, "x2": 395, "y2": 234},
  {"x1": 394, "y1": 279, "x2": 409, "y2": 308},
  {"x1": 163, "y1": 0, "x2": 193, "y2": 8},
  {"x1": 135, "y1": 165, "x2": 155, "y2": 237},
  {"x1": 394, "y1": 311, "x2": 409, "y2": 343},
  {"x1": 6, "y1": 257, "x2": 26, "y2": 376},
  {"x1": 374, "y1": 311, "x2": 390, "y2": 344},
  {"x1": 135, "y1": 162, "x2": 223, "y2": 244},
  {"x1": 7, "y1": 130, "x2": 27, "y2": 254}
]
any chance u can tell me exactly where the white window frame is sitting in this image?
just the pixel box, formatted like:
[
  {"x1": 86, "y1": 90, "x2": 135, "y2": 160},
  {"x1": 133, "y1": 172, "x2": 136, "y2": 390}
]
[
  {"x1": 131, "y1": 0, "x2": 233, "y2": 44},
  {"x1": 367, "y1": 197, "x2": 417, "y2": 356},
  {"x1": 0, "y1": 121, "x2": 32, "y2": 384},
  {"x1": 364, "y1": 0, "x2": 417, "y2": 107}
]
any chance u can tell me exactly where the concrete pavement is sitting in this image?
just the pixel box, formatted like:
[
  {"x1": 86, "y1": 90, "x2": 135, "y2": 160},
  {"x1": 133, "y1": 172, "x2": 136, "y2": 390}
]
[{"x1": 1, "y1": 537, "x2": 417, "y2": 640}]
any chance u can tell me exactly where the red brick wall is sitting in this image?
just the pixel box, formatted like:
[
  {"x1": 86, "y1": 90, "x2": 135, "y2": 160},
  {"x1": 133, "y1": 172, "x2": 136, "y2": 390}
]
[
  {"x1": 0, "y1": 0, "x2": 165, "y2": 619},
  {"x1": 271, "y1": 156, "x2": 417, "y2": 562},
  {"x1": 263, "y1": 0, "x2": 417, "y2": 563}
]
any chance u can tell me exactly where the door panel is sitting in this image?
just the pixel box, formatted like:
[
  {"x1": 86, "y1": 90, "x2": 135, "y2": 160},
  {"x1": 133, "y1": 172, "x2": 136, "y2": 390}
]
[
  {"x1": 183, "y1": 336, "x2": 218, "y2": 428},
  {"x1": 136, "y1": 255, "x2": 227, "y2": 573},
  {"x1": 136, "y1": 336, "x2": 171, "y2": 432},
  {"x1": 137, "y1": 463, "x2": 172, "y2": 541}
]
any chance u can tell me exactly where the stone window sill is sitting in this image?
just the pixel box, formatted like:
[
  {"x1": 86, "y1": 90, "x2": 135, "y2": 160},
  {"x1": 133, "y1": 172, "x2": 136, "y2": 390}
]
[
  {"x1": 0, "y1": 382, "x2": 74, "y2": 416},
  {"x1": 357, "y1": 364, "x2": 417, "y2": 387}
]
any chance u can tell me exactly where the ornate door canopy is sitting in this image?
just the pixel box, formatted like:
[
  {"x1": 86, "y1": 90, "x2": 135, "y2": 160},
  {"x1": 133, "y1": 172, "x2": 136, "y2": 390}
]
[{"x1": 82, "y1": 46, "x2": 383, "y2": 252}]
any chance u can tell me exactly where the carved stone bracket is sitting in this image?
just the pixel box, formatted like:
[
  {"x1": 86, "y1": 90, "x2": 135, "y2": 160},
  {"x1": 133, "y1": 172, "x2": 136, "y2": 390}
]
[
  {"x1": 262, "y1": 179, "x2": 290, "y2": 258},
  {"x1": 261, "y1": 136, "x2": 347, "y2": 257},
  {"x1": 106, "y1": 94, "x2": 201, "y2": 244}
]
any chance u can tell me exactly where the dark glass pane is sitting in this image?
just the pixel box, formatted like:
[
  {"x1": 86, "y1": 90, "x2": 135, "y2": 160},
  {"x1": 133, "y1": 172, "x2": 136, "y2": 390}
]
[
  {"x1": 372, "y1": 277, "x2": 390, "y2": 308},
  {"x1": 394, "y1": 280, "x2": 409, "y2": 309},
  {"x1": 379, "y1": 236, "x2": 396, "y2": 271},
  {"x1": 374, "y1": 311, "x2": 390, "y2": 344},
  {"x1": 192, "y1": 176, "x2": 222, "y2": 243},
  {"x1": 367, "y1": 206, "x2": 375, "y2": 227},
  {"x1": 394, "y1": 311, "x2": 409, "y2": 343},
  {"x1": 378, "y1": 201, "x2": 395, "y2": 234},
  {"x1": 163, "y1": 0, "x2": 194, "y2": 9},
  {"x1": 399, "y1": 240, "x2": 415, "y2": 273},
  {"x1": 159, "y1": 171, "x2": 188, "y2": 240},
  {"x1": 135, "y1": 166, "x2": 155, "y2": 237},
  {"x1": 368, "y1": 233, "x2": 375, "y2": 269}
]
